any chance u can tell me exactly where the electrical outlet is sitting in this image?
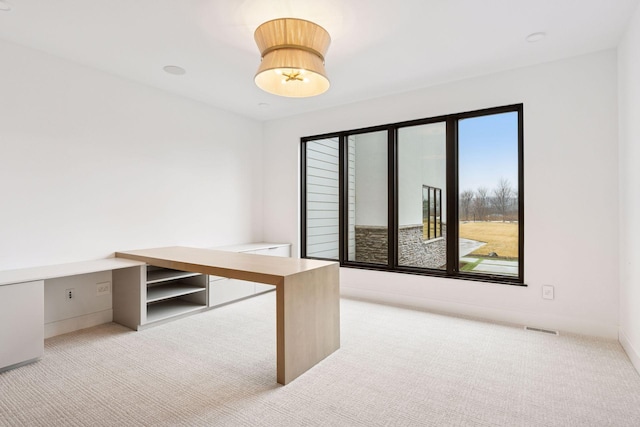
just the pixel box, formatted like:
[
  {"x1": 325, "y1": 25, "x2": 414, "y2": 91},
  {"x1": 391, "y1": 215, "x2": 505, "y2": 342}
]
[
  {"x1": 96, "y1": 281, "x2": 111, "y2": 297},
  {"x1": 542, "y1": 285, "x2": 554, "y2": 300},
  {"x1": 65, "y1": 288, "x2": 75, "y2": 301}
]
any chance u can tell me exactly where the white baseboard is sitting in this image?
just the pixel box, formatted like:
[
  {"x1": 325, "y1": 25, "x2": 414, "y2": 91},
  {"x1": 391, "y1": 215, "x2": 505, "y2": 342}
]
[
  {"x1": 619, "y1": 329, "x2": 640, "y2": 375},
  {"x1": 45, "y1": 309, "x2": 112, "y2": 339},
  {"x1": 341, "y1": 285, "x2": 618, "y2": 339}
]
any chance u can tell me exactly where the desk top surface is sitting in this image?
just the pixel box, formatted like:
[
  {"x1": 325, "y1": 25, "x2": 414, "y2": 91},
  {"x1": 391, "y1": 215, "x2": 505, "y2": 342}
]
[
  {"x1": 116, "y1": 246, "x2": 337, "y2": 285},
  {"x1": 0, "y1": 258, "x2": 146, "y2": 287}
]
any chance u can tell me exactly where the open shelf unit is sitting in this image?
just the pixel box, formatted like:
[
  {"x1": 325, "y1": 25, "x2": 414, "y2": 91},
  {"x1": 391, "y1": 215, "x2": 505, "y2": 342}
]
[{"x1": 143, "y1": 266, "x2": 207, "y2": 327}]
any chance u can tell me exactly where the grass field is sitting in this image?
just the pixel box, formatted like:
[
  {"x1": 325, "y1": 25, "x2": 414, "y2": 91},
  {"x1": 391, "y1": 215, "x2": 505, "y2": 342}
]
[{"x1": 459, "y1": 221, "x2": 518, "y2": 259}]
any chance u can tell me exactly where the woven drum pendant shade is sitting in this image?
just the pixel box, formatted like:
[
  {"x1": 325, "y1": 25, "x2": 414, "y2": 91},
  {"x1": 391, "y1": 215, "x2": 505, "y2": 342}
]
[{"x1": 254, "y1": 18, "x2": 331, "y2": 97}]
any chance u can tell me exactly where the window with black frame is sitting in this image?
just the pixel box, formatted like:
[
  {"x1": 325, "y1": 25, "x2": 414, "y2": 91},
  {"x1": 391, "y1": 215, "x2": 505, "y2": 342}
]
[{"x1": 301, "y1": 104, "x2": 524, "y2": 285}]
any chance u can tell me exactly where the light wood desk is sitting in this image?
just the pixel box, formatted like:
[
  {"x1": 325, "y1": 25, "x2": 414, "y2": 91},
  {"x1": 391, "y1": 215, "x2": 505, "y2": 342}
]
[{"x1": 115, "y1": 246, "x2": 340, "y2": 385}]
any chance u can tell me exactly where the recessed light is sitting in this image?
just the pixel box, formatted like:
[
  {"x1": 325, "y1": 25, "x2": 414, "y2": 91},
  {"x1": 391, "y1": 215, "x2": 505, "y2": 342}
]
[
  {"x1": 163, "y1": 65, "x2": 186, "y2": 75},
  {"x1": 258, "y1": 103, "x2": 270, "y2": 109},
  {"x1": 0, "y1": 1, "x2": 12, "y2": 12},
  {"x1": 526, "y1": 32, "x2": 546, "y2": 43}
]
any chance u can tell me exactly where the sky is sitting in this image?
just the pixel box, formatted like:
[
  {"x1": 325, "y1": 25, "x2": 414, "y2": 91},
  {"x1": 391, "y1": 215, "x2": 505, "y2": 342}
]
[{"x1": 458, "y1": 111, "x2": 519, "y2": 194}]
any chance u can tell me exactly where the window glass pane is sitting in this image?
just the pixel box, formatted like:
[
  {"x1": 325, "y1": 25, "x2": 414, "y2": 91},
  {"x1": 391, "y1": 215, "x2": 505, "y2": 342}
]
[
  {"x1": 347, "y1": 131, "x2": 388, "y2": 264},
  {"x1": 398, "y1": 122, "x2": 447, "y2": 270},
  {"x1": 458, "y1": 112, "x2": 519, "y2": 276},
  {"x1": 305, "y1": 138, "x2": 339, "y2": 260}
]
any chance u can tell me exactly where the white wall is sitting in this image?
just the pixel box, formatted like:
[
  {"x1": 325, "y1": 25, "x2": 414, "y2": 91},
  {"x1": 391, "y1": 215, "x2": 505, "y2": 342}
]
[
  {"x1": 263, "y1": 50, "x2": 619, "y2": 338},
  {"x1": 618, "y1": 4, "x2": 640, "y2": 370},
  {"x1": 0, "y1": 39, "x2": 264, "y2": 270}
]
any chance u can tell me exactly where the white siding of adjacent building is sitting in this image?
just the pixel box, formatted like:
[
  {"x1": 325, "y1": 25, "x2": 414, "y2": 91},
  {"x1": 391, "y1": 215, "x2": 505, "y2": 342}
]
[
  {"x1": 347, "y1": 137, "x2": 356, "y2": 259},
  {"x1": 305, "y1": 138, "x2": 340, "y2": 259}
]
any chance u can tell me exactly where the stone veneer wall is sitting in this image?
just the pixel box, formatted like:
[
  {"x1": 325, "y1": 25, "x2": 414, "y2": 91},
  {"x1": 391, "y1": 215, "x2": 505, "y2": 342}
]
[
  {"x1": 354, "y1": 226, "x2": 388, "y2": 264},
  {"x1": 398, "y1": 224, "x2": 447, "y2": 269},
  {"x1": 354, "y1": 224, "x2": 447, "y2": 269}
]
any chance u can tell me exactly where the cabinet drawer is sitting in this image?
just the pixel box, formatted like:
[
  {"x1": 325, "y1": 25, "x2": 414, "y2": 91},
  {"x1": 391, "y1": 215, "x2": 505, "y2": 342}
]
[
  {"x1": 255, "y1": 283, "x2": 275, "y2": 294},
  {"x1": 209, "y1": 274, "x2": 227, "y2": 283},
  {"x1": 209, "y1": 279, "x2": 255, "y2": 307},
  {"x1": 252, "y1": 245, "x2": 291, "y2": 257}
]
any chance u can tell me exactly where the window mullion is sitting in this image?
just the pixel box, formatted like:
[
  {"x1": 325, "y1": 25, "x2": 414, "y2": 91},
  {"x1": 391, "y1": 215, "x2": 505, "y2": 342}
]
[
  {"x1": 388, "y1": 127, "x2": 398, "y2": 269},
  {"x1": 446, "y1": 118, "x2": 459, "y2": 274},
  {"x1": 339, "y1": 134, "x2": 347, "y2": 264},
  {"x1": 300, "y1": 140, "x2": 307, "y2": 258},
  {"x1": 518, "y1": 106, "x2": 525, "y2": 280}
]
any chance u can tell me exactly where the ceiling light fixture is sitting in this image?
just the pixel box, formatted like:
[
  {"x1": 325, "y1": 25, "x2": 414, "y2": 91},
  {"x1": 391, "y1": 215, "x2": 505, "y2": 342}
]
[{"x1": 254, "y1": 18, "x2": 331, "y2": 98}]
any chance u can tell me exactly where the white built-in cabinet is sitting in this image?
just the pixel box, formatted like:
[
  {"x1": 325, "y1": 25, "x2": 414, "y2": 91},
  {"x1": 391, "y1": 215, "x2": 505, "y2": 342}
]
[
  {"x1": 208, "y1": 243, "x2": 291, "y2": 307},
  {"x1": 0, "y1": 280, "x2": 44, "y2": 371},
  {"x1": 0, "y1": 243, "x2": 291, "y2": 371}
]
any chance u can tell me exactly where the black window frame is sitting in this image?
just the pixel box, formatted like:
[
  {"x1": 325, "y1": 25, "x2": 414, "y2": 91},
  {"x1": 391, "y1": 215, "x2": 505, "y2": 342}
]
[{"x1": 300, "y1": 104, "x2": 525, "y2": 286}]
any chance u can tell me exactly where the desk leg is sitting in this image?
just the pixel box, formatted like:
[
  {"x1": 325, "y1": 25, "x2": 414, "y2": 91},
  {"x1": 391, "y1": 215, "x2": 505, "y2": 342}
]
[{"x1": 276, "y1": 263, "x2": 340, "y2": 385}]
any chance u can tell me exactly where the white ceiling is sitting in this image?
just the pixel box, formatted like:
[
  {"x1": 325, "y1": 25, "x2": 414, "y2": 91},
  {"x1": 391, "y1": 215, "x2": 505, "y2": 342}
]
[{"x1": 0, "y1": 0, "x2": 638, "y2": 121}]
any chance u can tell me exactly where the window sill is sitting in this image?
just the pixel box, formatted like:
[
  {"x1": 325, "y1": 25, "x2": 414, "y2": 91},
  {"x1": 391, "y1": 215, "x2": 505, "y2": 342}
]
[{"x1": 340, "y1": 262, "x2": 527, "y2": 287}]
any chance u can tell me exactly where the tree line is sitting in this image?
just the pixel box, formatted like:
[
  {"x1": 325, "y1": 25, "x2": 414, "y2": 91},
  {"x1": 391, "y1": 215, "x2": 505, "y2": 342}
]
[{"x1": 459, "y1": 178, "x2": 518, "y2": 222}]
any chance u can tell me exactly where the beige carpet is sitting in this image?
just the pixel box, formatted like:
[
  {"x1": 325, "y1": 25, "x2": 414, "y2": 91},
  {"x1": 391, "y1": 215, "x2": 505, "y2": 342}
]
[{"x1": 1, "y1": 293, "x2": 640, "y2": 426}]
